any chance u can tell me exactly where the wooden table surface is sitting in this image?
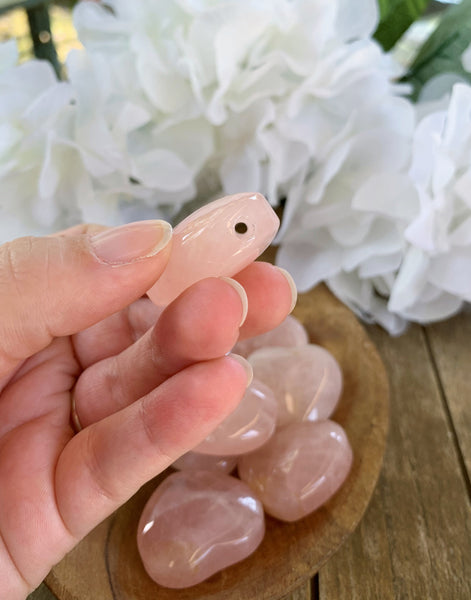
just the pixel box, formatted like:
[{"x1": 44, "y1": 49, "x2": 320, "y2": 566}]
[{"x1": 29, "y1": 307, "x2": 471, "y2": 600}]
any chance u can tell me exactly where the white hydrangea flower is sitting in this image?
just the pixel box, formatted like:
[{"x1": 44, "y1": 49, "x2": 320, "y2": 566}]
[
  {"x1": 0, "y1": 41, "x2": 83, "y2": 242},
  {"x1": 0, "y1": 41, "x2": 142, "y2": 242},
  {"x1": 276, "y1": 94, "x2": 415, "y2": 334},
  {"x1": 65, "y1": 48, "x2": 200, "y2": 224},
  {"x1": 0, "y1": 41, "x2": 183, "y2": 243},
  {"x1": 72, "y1": 0, "x2": 394, "y2": 210},
  {"x1": 392, "y1": 83, "x2": 471, "y2": 322},
  {"x1": 278, "y1": 82, "x2": 471, "y2": 334}
]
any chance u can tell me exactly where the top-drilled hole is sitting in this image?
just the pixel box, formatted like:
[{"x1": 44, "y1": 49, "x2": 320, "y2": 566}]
[{"x1": 235, "y1": 222, "x2": 248, "y2": 234}]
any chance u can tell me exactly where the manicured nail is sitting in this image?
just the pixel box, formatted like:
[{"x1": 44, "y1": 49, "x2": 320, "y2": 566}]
[
  {"x1": 275, "y1": 266, "x2": 298, "y2": 312},
  {"x1": 90, "y1": 220, "x2": 172, "y2": 265},
  {"x1": 228, "y1": 353, "x2": 253, "y2": 387},
  {"x1": 220, "y1": 277, "x2": 248, "y2": 327}
]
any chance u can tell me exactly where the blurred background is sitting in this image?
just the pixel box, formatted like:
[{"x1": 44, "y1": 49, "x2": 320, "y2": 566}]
[{"x1": 0, "y1": 0, "x2": 463, "y2": 76}]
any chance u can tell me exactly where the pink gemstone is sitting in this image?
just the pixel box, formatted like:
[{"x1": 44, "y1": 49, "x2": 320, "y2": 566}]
[
  {"x1": 238, "y1": 421, "x2": 353, "y2": 522},
  {"x1": 249, "y1": 345, "x2": 343, "y2": 427},
  {"x1": 193, "y1": 379, "x2": 278, "y2": 456},
  {"x1": 137, "y1": 471, "x2": 265, "y2": 588},
  {"x1": 147, "y1": 193, "x2": 279, "y2": 307},
  {"x1": 172, "y1": 452, "x2": 237, "y2": 474},
  {"x1": 234, "y1": 315, "x2": 309, "y2": 358}
]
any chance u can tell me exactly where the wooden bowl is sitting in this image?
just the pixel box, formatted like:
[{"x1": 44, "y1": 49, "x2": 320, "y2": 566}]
[{"x1": 46, "y1": 283, "x2": 389, "y2": 600}]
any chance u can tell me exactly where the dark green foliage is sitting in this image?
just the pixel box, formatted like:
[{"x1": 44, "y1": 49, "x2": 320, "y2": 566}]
[
  {"x1": 374, "y1": 0, "x2": 432, "y2": 51},
  {"x1": 402, "y1": 0, "x2": 471, "y2": 99}
]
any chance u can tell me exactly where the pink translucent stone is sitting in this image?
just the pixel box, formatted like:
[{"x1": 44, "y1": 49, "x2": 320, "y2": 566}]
[
  {"x1": 238, "y1": 421, "x2": 353, "y2": 522},
  {"x1": 233, "y1": 315, "x2": 309, "y2": 358},
  {"x1": 137, "y1": 471, "x2": 265, "y2": 588},
  {"x1": 249, "y1": 345, "x2": 343, "y2": 427},
  {"x1": 147, "y1": 193, "x2": 279, "y2": 306},
  {"x1": 193, "y1": 379, "x2": 277, "y2": 456},
  {"x1": 172, "y1": 452, "x2": 237, "y2": 474}
]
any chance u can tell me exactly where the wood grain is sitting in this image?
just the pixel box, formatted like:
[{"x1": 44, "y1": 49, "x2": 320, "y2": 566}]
[
  {"x1": 42, "y1": 284, "x2": 389, "y2": 600},
  {"x1": 426, "y1": 311, "x2": 471, "y2": 481},
  {"x1": 28, "y1": 584, "x2": 57, "y2": 600},
  {"x1": 318, "y1": 323, "x2": 471, "y2": 599},
  {"x1": 46, "y1": 518, "x2": 113, "y2": 600},
  {"x1": 280, "y1": 580, "x2": 312, "y2": 600}
]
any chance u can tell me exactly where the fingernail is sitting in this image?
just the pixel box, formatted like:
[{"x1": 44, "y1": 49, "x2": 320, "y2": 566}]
[
  {"x1": 228, "y1": 353, "x2": 253, "y2": 387},
  {"x1": 89, "y1": 220, "x2": 172, "y2": 265},
  {"x1": 220, "y1": 277, "x2": 248, "y2": 327},
  {"x1": 275, "y1": 266, "x2": 298, "y2": 313}
]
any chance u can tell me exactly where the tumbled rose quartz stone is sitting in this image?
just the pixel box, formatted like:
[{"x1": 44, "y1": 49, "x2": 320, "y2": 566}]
[
  {"x1": 249, "y1": 345, "x2": 343, "y2": 426},
  {"x1": 137, "y1": 471, "x2": 265, "y2": 588},
  {"x1": 147, "y1": 192, "x2": 279, "y2": 307},
  {"x1": 172, "y1": 452, "x2": 237, "y2": 474},
  {"x1": 193, "y1": 379, "x2": 277, "y2": 456},
  {"x1": 238, "y1": 421, "x2": 353, "y2": 522},
  {"x1": 233, "y1": 315, "x2": 309, "y2": 358}
]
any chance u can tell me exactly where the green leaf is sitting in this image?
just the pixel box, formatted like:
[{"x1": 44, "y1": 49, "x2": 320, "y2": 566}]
[
  {"x1": 403, "y1": 0, "x2": 471, "y2": 100},
  {"x1": 374, "y1": 0, "x2": 432, "y2": 51}
]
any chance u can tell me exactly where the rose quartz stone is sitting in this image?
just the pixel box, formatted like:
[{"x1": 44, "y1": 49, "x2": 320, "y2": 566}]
[
  {"x1": 137, "y1": 471, "x2": 265, "y2": 588},
  {"x1": 238, "y1": 421, "x2": 353, "y2": 522},
  {"x1": 249, "y1": 345, "x2": 343, "y2": 426},
  {"x1": 193, "y1": 379, "x2": 277, "y2": 456},
  {"x1": 233, "y1": 315, "x2": 309, "y2": 358},
  {"x1": 147, "y1": 192, "x2": 279, "y2": 306},
  {"x1": 172, "y1": 452, "x2": 237, "y2": 474}
]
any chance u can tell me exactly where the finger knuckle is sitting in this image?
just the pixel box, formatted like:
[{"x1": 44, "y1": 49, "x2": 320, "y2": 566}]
[
  {"x1": 139, "y1": 398, "x2": 172, "y2": 464},
  {"x1": 84, "y1": 430, "x2": 120, "y2": 503}
]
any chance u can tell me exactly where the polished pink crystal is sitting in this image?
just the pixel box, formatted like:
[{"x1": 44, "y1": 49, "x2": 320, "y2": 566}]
[
  {"x1": 172, "y1": 452, "x2": 237, "y2": 474},
  {"x1": 193, "y1": 379, "x2": 277, "y2": 456},
  {"x1": 233, "y1": 315, "x2": 309, "y2": 358},
  {"x1": 238, "y1": 421, "x2": 353, "y2": 522},
  {"x1": 249, "y1": 345, "x2": 343, "y2": 426},
  {"x1": 147, "y1": 192, "x2": 279, "y2": 306},
  {"x1": 137, "y1": 471, "x2": 265, "y2": 588}
]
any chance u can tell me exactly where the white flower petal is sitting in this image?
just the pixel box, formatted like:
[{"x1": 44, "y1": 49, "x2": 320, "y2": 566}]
[
  {"x1": 388, "y1": 247, "x2": 430, "y2": 312},
  {"x1": 153, "y1": 118, "x2": 214, "y2": 172},
  {"x1": 404, "y1": 197, "x2": 452, "y2": 254},
  {"x1": 428, "y1": 250, "x2": 471, "y2": 300},
  {"x1": 358, "y1": 252, "x2": 403, "y2": 278},
  {"x1": 0, "y1": 123, "x2": 22, "y2": 158},
  {"x1": 0, "y1": 39, "x2": 18, "y2": 73},
  {"x1": 73, "y1": 1, "x2": 130, "y2": 49},
  {"x1": 449, "y1": 217, "x2": 471, "y2": 246},
  {"x1": 132, "y1": 148, "x2": 194, "y2": 191},
  {"x1": 220, "y1": 147, "x2": 261, "y2": 194},
  {"x1": 409, "y1": 111, "x2": 446, "y2": 188},
  {"x1": 396, "y1": 291, "x2": 462, "y2": 323},
  {"x1": 342, "y1": 221, "x2": 403, "y2": 271},
  {"x1": 329, "y1": 215, "x2": 373, "y2": 247},
  {"x1": 352, "y1": 172, "x2": 419, "y2": 220},
  {"x1": 442, "y1": 83, "x2": 471, "y2": 158},
  {"x1": 335, "y1": 0, "x2": 379, "y2": 40},
  {"x1": 276, "y1": 241, "x2": 342, "y2": 291},
  {"x1": 23, "y1": 83, "x2": 75, "y2": 131},
  {"x1": 327, "y1": 272, "x2": 407, "y2": 335},
  {"x1": 38, "y1": 135, "x2": 60, "y2": 203},
  {"x1": 113, "y1": 102, "x2": 151, "y2": 135},
  {"x1": 453, "y1": 169, "x2": 471, "y2": 209}
]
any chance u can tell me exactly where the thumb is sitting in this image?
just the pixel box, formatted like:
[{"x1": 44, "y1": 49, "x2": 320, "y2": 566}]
[{"x1": 0, "y1": 220, "x2": 172, "y2": 376}]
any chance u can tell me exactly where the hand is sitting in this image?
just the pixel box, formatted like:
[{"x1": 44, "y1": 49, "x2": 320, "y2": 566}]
[{"x1": 0, "y1": 221, "x2": 295, "y2": 599}]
